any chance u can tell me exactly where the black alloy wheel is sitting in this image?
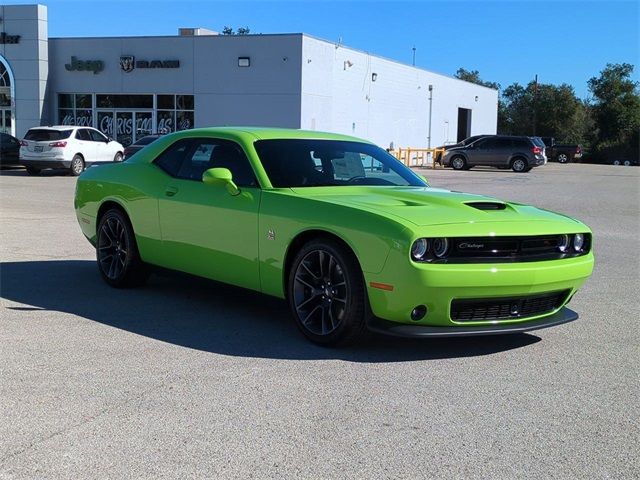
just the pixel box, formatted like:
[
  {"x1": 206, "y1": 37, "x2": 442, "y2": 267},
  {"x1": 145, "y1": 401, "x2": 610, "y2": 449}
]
[
  {"x1": 288, "y1": 239, "x2": 367, "y2": 346},
  {"x1": 96, "y1": 209, "x2": 148, "y2": 287}
]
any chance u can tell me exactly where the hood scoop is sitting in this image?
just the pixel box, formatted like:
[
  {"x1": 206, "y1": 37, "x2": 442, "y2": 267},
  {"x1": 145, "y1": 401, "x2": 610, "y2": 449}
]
[{"x1": 465, "y1": 201, "x2": 507, "y2": 211}]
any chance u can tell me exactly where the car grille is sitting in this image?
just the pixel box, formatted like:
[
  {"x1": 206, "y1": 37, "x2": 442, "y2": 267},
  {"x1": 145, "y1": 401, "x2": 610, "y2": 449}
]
[
  {"x1": 438, "y1": 235, "x2": 591, "y2": 263},
  {"x1": 450, "y1": 290, "x2": 570, "y2": 322}
]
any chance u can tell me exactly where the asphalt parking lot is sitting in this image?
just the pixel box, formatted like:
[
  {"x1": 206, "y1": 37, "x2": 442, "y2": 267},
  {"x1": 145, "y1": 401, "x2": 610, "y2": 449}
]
[{"x1": 1, "y1": 163, "x2": 638, "y2": 478}]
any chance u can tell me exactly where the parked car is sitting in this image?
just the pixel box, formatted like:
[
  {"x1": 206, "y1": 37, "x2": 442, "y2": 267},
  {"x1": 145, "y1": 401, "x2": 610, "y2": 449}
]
[
  {"x1": 434, "y1": 134, "x2": 491, "y2": 164},
  {"x1": 20, "y1": 126, "x2": 124, "y2": 176},
  {"x1": 540, "y1": 137, "x2": 582, "y2": 163},
  {"x1": 0, "y1": 132, "x2": 22, "y2": 168},
  {"x1": 75, "y1": 127, "x2": 593, "y2": 346},
  {"x1": 443, "y1": 135, "x2": 546, "y2": 172},
  {"x1": 123, "y1": 134, "x2": 163, "y2": 159}
]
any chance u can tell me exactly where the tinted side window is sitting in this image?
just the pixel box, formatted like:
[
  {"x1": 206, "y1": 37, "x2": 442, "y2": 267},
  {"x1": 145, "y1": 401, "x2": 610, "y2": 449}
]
[
  {"x1": 512, "y1": 139, "x2": 531, "y2": 148},
  {"x1": 478, "y1": 138, "x2": 501, "y2": 149},
  {"x1": 76, "y1": 129, "x2": 91, "y2": 141},
  {"x1": 153, "y1": 139, "x2": 192, "y2": 177},
  {"x1": 89, "y1": 129, "x2": 108, "y2": 142},
  {"x1": 176, "y1": 139, "x2": 257, "y2": 186}
]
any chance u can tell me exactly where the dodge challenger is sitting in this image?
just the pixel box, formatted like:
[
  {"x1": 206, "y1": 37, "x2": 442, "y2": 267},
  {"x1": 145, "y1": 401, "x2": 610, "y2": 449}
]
[{"x1": 74, "y1": 127, "x2": 594, "y2": 345}]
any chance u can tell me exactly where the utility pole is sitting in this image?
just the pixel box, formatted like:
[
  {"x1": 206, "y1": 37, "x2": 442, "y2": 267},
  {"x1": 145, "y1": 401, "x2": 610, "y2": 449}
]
[
  {"x1": 412, "y1": 46, "x2": 416, "y2": 66},
  {"x1": 533, "y1": 74, "x2": 538, "y2": 136}
]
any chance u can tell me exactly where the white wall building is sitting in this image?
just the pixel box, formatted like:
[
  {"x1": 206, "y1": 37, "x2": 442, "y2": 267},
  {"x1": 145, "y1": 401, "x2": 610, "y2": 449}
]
[{"x1": 1, "y1": 4, "x2": 498, "y2": 148}]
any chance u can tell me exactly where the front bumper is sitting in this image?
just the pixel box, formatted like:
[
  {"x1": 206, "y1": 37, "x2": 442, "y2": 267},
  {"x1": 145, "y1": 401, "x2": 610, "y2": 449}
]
[
  {"x1": 368, "y1": 306, "x2": 578, "y2": 337},
  {"x1": 364, "y1": 237, "x2": 593, "y2": 329}
]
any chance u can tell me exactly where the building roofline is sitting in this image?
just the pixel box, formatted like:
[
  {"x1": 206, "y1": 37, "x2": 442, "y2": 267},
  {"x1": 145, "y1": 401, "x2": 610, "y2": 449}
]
[
  {"x1": 301, "y1": 33, "x2": 499, "y2": 93},
  {"x1": 48, "y1": 31, "x2": 497, "y2": 93}
]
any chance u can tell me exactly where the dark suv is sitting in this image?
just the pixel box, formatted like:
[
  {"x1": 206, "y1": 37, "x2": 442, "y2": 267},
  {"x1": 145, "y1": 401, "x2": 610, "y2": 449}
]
[{"x1": 442, "y1": 135, "x2": 547, "y2": 172}]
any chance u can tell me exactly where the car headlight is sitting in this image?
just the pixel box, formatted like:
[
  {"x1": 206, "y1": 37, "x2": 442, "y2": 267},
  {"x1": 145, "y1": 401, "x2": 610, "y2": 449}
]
[
  {"x1": 558, "y1": 234, "x2": 570, "y2": 253},
  {"x1": 573, "y1": 233, "x2": 585, "y2": 252},
  {"x1": 411, "y1": 238, "x2": 429, "y2": 261},
  {"x1": 432, "y1": 238, "x2": 449, "y2": 258}
]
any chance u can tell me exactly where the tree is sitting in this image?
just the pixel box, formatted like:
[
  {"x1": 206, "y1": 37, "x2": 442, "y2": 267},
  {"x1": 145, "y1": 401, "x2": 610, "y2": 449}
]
[
  {"x1": 454, "y1": 68, "x2": 500, "y2": 90},
  {"x1": 587, "y1": 63, "x2": 640, "y2": 147},
  {"x1": 499, "y1": 81, "x2": 587, "y2": 143},
  {"x1": 221, "y1": 26, "x2": 251, "y2": 35}
]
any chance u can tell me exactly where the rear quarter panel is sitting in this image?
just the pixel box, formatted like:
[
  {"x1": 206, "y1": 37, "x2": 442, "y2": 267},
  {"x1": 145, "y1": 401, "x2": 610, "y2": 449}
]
[{"x1": 75, "y1": 162, "x2": 165, "y2": 261}]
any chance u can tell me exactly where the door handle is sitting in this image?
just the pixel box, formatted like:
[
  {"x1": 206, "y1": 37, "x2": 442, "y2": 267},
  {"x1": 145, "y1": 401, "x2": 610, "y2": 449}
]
[{"x1": 164, "y1": 186, "x2": 178, "y2": 197}]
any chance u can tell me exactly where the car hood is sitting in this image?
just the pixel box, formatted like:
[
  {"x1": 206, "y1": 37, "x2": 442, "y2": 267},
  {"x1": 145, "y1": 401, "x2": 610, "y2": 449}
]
[{"x1": 289, "y1": 186, "x2": 580, "y2": 227}]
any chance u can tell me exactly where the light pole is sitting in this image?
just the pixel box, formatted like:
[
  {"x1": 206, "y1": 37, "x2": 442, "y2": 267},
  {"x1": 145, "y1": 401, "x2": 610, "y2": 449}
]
[
  {"x1": 427, "y1": 84, "x2": 433, "y2": 148},
  {"x1": 412, "y1": 46, "x2": 416, "y2": 66}
]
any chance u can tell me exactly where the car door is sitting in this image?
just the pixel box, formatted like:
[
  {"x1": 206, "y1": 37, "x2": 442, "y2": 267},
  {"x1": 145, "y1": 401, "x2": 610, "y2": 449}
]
[
  {"x1": 467, "y1": 137, "x2": 495, "y2": 166},
  {"x1": 75, "y1": 129, "x2": 97, "y2": 161},
  {"x1": 88, "y1": 128, "x2": 111, "y2": 161},
  {"x1": 155, "y1": 137, "x2": 262, "y2": 291}
]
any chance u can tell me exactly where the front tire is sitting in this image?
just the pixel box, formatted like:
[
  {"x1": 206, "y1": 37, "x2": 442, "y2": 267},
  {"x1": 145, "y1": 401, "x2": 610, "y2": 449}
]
[
  {"x1": 114, "y1": 152, "x2": 123, "y2": 162},
  {"x1": 96, "y1": 209, "x2": 148, "y2": 288},
  {"x1": 70, "y1": 155, "x2": 85, "y2": 176},
  {"x1": 288, "y1": 239, "x2": 367, "y2": 346},
  {"x1": 450, "y1": 155, "x2": 467, "y2": 171},
  {"x1": 25, "y1": 166, "x2": 41, "y2": 175},
  {"x1": 557, "y1": 153, "x2": 570, "y2": 163}
]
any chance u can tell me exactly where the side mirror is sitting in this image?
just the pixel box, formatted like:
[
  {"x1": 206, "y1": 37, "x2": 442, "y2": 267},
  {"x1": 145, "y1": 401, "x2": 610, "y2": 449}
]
[
  {"x1": 107, "y1": 137, "x2": 113, "y2": 143},
  {"x1": 202, "y1": 167, "x2": 240, "y2": 196}
]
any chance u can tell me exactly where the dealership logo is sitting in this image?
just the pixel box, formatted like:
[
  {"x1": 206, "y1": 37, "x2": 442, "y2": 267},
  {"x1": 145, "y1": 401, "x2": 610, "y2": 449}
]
[
  {"x1": 65, "y1": 56, "x2": 104, "y2": 74},
  {"x1": 120, "y1": 55, "x2": 180, "y2": 72},
  {"x1": 0, "y1": 31, "x2": 21, "y2": 44},
  {"x1": 120, "y1": 55, "x2": 135, "y2": 73}
]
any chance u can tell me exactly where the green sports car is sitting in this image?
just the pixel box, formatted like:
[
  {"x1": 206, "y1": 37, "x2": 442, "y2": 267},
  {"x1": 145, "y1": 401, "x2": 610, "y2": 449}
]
[{"x1": 74, "y1": 127, "x2": 594, "y2": 345}]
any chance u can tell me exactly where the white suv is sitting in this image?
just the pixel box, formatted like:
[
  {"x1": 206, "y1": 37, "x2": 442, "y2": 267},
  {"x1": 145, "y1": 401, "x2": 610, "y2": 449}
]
[{"x1": 20, "y1": 126, "x2": 124, "y2": 176}]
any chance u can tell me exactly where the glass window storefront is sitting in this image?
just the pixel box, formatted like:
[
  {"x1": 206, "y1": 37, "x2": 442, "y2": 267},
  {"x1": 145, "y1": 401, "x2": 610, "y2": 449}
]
[{"x1": 58, "y1": 93, "x2": 194, "y2": 146}]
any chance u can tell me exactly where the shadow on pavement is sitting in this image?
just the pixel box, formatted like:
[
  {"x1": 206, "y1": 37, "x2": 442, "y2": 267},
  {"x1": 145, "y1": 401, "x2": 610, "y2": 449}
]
[{"x1": 0, "y1": 260, "x2": 541, "y2": 362}]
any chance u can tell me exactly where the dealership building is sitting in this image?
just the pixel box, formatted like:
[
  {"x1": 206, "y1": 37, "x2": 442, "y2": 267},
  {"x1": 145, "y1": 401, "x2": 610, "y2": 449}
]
[{"x1": 1, "y1": 4, "x2": 498, "y2": 148}]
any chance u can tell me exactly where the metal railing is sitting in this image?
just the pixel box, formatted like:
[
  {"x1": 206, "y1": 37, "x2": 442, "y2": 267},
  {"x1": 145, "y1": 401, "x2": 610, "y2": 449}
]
[{"x1": 388, "y1": 147, "x2": 446, "y2": 169}]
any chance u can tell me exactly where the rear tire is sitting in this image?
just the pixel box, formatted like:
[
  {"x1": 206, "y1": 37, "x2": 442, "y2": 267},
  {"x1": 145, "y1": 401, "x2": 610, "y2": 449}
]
[
  {"x1": 287, "y1": 239, "x2": 367, "y2": 346},
  {"x1": 450, "y1": 155, "x2": 467, "y2": 171},
  {"x1": 70, "y1": 155, "x2": 85, "y2": 176},
  {"x1": 96, "y1": 208, "x2": 149, "y2": 288},
  {"x1": 511, "y1": 157, "x2": 528, "y2": 172},
  {"x1": 25, "y1": 166, "x2": 41, "y2": 175}
]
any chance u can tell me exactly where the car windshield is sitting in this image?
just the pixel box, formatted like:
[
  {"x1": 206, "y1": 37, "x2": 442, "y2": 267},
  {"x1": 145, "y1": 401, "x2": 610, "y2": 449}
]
[
  {"x1": 24, "y1": 129, "x2": 73, "y2": 141},
  {"x1": 254, "y1": 139, "x2": 426, "y2": 188},
  {"x1": 134, "y1": 136, "x2": 160, "y2": 146}
]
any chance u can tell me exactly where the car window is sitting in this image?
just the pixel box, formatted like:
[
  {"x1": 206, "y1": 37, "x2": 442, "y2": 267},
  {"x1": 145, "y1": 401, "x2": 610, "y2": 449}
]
[
  {"x1": 255, "y1": 139, "x2": 425, "y2": 188},
  {"x1": 76, "y1": 129, "x2": 91, "y2": 141},
  {"x1": 134, "y1": 136, "x2": 159, "y2": 146},
  {"x1": 176, "y1": 139, "x2": 257, "y2": 186},
  {"x1": 153, "y1": 139, "x2": 192, "y2": 177},
  {"x1": 25, "y1": 129, "x2": 73, "y2": 141},
  {"x1": 512, "y1": 139, "x2": 531, "y2": 148},
  {"x1": 89, "y1": 129, "x2": 108, "y2": 142},
  {"x1": 476, "y1": 138, "x2": 501, "y2": 149}
]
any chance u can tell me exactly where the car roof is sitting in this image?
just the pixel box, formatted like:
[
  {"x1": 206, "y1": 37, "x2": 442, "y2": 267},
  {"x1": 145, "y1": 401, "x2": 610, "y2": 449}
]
[
  {"x1": 175, "y1": 126, "x2": 371, "y2": 143},
  {"x1": 27, "y1": 125, "x2": 86, "y2": 131}
]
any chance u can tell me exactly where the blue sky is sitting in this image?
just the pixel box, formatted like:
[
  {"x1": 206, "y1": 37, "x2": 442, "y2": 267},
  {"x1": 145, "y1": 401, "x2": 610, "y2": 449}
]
[{"x1": 11, "y1": 0, "x2": 639, "y2": 98}]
